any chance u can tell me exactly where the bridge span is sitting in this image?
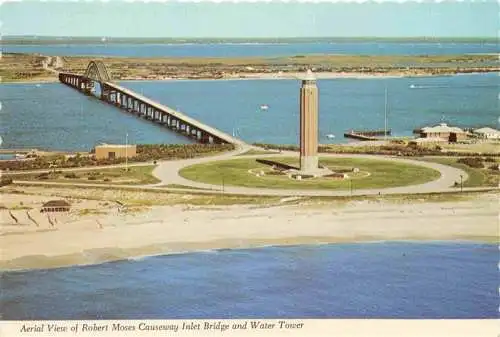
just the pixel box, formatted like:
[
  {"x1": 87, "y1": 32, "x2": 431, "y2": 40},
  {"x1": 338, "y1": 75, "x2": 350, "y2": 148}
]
[{"x1": 58, "y1": 61, "x2": 244, "y2": 146}]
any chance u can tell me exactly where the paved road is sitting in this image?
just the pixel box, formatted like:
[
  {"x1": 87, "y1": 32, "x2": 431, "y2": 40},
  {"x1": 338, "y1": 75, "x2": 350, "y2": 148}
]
[
  {"x1": 9, "y1": 145, "x2": 498, "y2": 197},
  {"x1": 3, "y1": 162, "x2": 155, "y2": 176},
  {"x1": 12, "y1": 180, "x2": 494, "y2": 197},
  {"x1": 147, "y1": 147, "x2": 493, "y2": 197},
  {"x1": 150, "y1": 143, "x2": 250, "y2": 186}
]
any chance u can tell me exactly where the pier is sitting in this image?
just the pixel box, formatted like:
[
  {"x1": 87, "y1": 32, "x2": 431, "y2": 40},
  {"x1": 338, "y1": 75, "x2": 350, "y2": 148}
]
[
  {"x1": 344, "y1": 129, "x2": 392, "y2": 141},
  {"x1": 58, "y1": 61, "x2": 244, "y2": 146}
]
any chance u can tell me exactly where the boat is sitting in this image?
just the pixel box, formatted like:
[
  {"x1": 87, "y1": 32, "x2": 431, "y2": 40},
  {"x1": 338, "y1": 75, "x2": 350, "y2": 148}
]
[
  {"x1": 409, "y1": 84, "x2": 416, "y2": 89},
  {"x1": 259, "y1": 104, "x2": 269, "y2": 111},
  {"x1": 325, "y1": 134, "x2": 335, "y2": 139},
  {"x1": 15, "y1": 154, "x2": 26, "y2": 160}
]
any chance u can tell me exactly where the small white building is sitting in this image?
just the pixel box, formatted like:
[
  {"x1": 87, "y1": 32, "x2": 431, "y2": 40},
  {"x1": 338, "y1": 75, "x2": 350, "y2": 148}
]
[
  {"x1": 473, "y1": 127, "x2": 500, "y2": 140},
  {"x1": 419, "y1": 123, "x2": 467, "y2": 142},
  {"x1": 94, "y1": 144, "x2": 137, "y2": 160}
]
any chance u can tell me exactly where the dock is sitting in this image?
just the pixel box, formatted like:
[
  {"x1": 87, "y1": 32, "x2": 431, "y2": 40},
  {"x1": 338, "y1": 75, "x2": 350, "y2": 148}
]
[{"x1": 344, "y1": 129, "x2": 392, "y2": 141}]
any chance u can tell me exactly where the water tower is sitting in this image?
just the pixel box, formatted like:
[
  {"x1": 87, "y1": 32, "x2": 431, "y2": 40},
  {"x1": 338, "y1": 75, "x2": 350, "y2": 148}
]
[{"x1": 299, "y1": 69, "x2": 319, "y2": 173}]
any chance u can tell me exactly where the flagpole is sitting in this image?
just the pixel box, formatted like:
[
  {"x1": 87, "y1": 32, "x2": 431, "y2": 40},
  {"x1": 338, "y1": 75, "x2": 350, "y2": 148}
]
[
  {"x1": 125, "y1": 132, "x2": 128, "y2": 172},
  {"x1": 384, "y1": 85, "x2": 388, "y2": 141}
]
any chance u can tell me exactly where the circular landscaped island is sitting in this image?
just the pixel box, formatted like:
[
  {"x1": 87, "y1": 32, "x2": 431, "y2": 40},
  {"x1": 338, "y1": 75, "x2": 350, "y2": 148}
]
[{"x1": 179, "y1": 157, "x2": 442, "y2": 190}]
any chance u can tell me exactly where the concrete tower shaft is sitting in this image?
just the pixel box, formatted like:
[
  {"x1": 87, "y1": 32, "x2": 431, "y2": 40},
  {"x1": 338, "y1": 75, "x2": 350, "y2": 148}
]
[{"x1": 299, "y1": 76, "x2": 319, "y2": 173}]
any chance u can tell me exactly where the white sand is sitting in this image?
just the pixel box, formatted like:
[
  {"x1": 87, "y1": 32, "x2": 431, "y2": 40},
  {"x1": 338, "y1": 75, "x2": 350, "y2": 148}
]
[
  {"x1": 8, "y1": 70, "x2": 489, "y2": 85},
  {"x1": 1, "y1": 191, "x2": 497, "y2": 270}
]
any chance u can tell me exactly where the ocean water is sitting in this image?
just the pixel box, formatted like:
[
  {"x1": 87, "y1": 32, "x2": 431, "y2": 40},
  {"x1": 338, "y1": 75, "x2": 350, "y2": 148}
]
[
  {"x1": 1, "y1": 242, "x2": 497, "y2": 320},
  {"x1": 2, "y1": 42, "x2": 498, "y2": 58},
  {"x1": 0, "y1": 73, "x2": 497, "y2": 151}
]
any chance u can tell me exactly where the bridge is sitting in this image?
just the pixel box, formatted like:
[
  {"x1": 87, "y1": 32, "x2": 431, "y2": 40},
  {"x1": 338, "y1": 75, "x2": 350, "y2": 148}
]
[{"x1": 58, "y1": 61, "x2": 244, "y2": 146}]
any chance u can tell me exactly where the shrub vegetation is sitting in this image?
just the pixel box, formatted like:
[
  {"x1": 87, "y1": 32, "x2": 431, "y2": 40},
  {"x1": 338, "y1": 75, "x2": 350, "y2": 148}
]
[{"x1": 0, "y1": 144, "x2": 234, "y2": 171}]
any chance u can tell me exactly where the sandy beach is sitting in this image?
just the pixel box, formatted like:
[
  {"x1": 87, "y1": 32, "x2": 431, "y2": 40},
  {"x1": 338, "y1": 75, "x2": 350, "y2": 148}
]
[
  {"x1": 1, "y1": 191, "x2": 497, "y2": 270},
  {"x1": 0, "y1": 72, "x2": 420, "y2": 84},
  {"x1": 4, "y1": 70, "x2": 498, "y2": 85}
]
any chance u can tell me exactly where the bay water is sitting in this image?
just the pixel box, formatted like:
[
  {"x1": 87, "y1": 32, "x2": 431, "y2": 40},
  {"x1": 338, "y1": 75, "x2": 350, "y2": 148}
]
[
  {"x1": 1, "y1": 73, "x2": 497, "y2": 151},
  {"x1": 2, "y1": 41, "x2": 498, "y2": 58}
]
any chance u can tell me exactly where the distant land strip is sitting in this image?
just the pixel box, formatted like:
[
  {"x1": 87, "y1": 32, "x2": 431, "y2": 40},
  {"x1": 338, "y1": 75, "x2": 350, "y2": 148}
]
[
  {"x1": 1, "y1": 36, "x2": 498, "y2": 45},
  {"x1": 1, "y1": 52, "x2": 498, "y2": 83}
]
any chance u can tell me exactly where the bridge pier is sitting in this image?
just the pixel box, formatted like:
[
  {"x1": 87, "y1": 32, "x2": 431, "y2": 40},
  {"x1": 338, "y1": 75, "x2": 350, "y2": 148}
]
[
  {"x1": 200, "y1": 133, "x2": 214, "y2": 144},
  {"x1": 170, "y1": 119, "x2": 177, "y2": 129},
  {"x1": 137, "y1": 102, "x2": 142, "y2": 115},
  {"x1": 101, "y1": 85, "x2": 111, "y2": 101},
  {"x1": 140, "y1": 103, "x2": 146, "y2": 117}
]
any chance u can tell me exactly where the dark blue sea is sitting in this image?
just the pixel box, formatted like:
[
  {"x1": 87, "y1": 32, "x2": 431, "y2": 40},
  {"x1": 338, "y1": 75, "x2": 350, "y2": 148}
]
[
  {"x1": 1, "y1": 242, "x2": 497, "y2": 320},
  {"x1": 0, "y1": 73, "x2": 498, "y2": 151},
  {"x1": 2, "y1": 42, "x2": 498, "y2": 57}
]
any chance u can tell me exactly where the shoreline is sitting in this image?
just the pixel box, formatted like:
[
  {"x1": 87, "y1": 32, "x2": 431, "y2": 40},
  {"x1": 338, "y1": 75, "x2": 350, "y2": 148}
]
[
  {"x1": 2, "y1": 238, "x2": 496, "y2": 273},
  {"x1": 2, "y1": 70, "x2": 498, "y2": 85},
  {"x1": 1, "y1": 192, "x2": 497, "y2": 271}
]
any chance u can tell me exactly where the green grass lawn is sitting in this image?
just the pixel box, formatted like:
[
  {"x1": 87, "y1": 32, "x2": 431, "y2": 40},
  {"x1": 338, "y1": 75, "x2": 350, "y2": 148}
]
[
  {"x1": 417, "y1": 157, "x2": 499, "y2": 187},
  {"x1": 12, "y1": 165, "x2": 160, "y2": 185},
  {"x1": 179, "y1": 157, "x2": 441, "y2": 190}
]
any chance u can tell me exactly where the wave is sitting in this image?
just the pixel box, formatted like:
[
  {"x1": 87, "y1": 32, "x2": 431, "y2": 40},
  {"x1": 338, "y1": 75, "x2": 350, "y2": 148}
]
[
  {"x1": 409, "y1": 84, "x2": 498, "y2": 90},
  {"x1": 409, "y1": 85, "x2": 450, "y2": 89},
  {"x1": 126, "y1": 255, "x2": 150, "y2": 262}
]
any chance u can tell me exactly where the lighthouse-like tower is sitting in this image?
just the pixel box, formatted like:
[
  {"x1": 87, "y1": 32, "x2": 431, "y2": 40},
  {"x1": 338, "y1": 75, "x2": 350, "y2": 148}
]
[{"x1": 299, "y1": 69, "x2": 319, "y2": 173}]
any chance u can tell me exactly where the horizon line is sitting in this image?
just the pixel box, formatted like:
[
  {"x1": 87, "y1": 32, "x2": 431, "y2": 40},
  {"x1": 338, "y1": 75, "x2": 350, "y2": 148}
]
[{"x1": 2, "y1": 35, "x2": 496, "y2": 40}]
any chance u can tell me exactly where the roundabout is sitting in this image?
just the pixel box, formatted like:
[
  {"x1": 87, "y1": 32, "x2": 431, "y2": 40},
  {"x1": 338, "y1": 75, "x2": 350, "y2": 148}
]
[
  {"x1": 180, "y1": 156, "x2": 441, "y2": 191},
  {"x1": 150, "y1": 146, "x2": 474, "y2": 197}
]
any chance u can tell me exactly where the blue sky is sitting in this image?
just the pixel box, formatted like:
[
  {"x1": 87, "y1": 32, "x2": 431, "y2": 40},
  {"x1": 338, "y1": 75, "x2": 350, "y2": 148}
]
[{"x1": 1, "y1": 1, "x2": 498, "y2": 38}]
